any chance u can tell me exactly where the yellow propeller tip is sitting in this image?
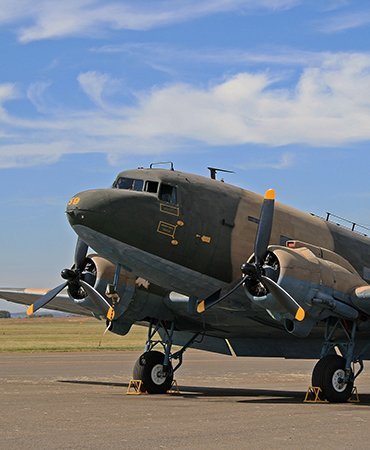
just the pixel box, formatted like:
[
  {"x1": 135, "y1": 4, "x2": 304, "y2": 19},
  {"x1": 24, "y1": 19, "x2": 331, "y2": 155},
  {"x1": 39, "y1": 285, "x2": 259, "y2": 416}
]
[
  {"x1": 26, "y1": 304, "x2": 34, "y2": 316},
  {"x1": 265, "y1": 189, "x2": 275, "y2": 200},
  {"x1": 106, "y1": 307, "x2": 115, "y2": 321},
  {"x1": 197, "y1": 300, "x2": 206, "y2": 314},
  {"x1": 295, "y1": 307, "x2": 305, "y2": 322}
]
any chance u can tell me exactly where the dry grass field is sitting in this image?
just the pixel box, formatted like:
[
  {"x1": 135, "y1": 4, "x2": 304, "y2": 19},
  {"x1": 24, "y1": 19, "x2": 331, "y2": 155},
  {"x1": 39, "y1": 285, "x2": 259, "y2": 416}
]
[{"x1": 0, "y1": 317, "x2": 149, "y2": 352}]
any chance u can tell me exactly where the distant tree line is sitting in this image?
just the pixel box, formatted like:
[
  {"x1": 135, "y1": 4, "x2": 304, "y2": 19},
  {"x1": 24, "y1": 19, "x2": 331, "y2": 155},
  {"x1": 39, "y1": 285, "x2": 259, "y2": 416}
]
[{"x1": 0, "y1": 310, "x2": 11, "y2": 319}]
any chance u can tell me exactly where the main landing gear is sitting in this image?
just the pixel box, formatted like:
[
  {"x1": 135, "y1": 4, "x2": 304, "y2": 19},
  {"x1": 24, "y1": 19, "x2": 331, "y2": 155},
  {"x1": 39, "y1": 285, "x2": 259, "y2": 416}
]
[
  {"x1": 133, "y1": 318, "x2": 365, "y2": 401},
  {"x1": 311, "y1": 318, "x2": 364, "y2": 402},
  {"x1": 133, "y1": 320, "x2": 200, "y2": 394}
]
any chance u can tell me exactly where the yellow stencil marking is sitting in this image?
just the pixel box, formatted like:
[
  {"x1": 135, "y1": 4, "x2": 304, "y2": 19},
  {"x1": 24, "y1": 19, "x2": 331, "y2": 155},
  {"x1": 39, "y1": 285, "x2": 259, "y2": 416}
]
[
  {"x1": 68, "y1": 197, "x2": 81, "y2": 206},
  {"x1": 107, "y1": 307, "x2": 115, "y2": 321},
  {"x1": 157, "y1": 221, "x2": 177, "y2": 238},
  {"x1": 160, "y1": 204, "x2": 179, "y2": 216},
  {"x1": 196, "y1": 234, "x2": 212, "y2": 244}
]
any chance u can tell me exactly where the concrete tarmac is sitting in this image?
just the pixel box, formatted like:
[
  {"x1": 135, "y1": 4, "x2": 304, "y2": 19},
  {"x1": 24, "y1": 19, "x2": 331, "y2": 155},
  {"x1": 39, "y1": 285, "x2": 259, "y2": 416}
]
[{"x1": 1, "y1": 350, "x2": 370, "y2": 449}]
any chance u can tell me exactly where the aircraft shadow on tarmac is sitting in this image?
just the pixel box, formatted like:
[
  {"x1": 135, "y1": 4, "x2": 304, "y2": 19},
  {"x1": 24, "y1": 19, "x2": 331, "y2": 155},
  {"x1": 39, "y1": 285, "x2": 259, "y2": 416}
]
[{"x1": 58, "y1": 380, "x2": 370, "y2": 405}]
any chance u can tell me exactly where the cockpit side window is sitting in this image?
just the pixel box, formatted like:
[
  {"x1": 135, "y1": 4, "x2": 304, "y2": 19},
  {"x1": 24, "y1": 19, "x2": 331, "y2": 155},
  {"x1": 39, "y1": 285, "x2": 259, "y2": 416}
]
[
  {"x1": 159, "y1": 183, "x2": 177, "y2": 204},
  {"x1": 115, "y1": 177, "x2": 143, "y2": 191},
  {"x1": 145, "y1": 181, "x2": 159, "y2": 193}
]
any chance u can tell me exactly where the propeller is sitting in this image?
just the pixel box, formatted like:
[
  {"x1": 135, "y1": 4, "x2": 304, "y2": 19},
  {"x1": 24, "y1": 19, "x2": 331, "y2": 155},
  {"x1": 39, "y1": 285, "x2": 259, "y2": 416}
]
[
  {"x1": 27, "y1": 238, "x2": 115, "y2": 320},
  {"x1": 197, "y1": 189, "x2": 305, "y2": 321}
]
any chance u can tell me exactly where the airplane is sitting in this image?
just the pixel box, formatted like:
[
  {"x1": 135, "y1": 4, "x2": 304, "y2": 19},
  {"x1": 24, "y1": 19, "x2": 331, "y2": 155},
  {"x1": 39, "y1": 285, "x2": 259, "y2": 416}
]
[{"x1": 2, "y1": 162, "x2": 370, "y2": 402}]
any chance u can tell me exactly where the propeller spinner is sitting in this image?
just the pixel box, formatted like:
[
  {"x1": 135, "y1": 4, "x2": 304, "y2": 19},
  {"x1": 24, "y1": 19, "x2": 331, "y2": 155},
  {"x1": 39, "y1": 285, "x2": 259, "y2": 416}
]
[{"x1": 197, "y1": 189, "x2": 305, "y2": 322}]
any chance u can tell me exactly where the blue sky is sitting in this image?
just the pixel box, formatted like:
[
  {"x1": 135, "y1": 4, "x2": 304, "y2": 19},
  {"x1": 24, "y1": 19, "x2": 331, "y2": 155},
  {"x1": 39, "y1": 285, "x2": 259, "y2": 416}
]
[{"x1": 1, "y1": 0, "x2": 370, "y2": 311}]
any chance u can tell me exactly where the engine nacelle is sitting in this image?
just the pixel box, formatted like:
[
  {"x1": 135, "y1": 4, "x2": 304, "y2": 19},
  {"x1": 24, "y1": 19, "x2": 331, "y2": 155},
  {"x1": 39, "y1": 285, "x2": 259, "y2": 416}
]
[
  {"x1": 68, "y1": 254, "x2": 173, "y2": 335},
  {"x1": 245, "y1": 241, "x2": 365, "y2": 325},
  {"x1": 68, "y1": 254, "x2": 137, "y2": 319}
]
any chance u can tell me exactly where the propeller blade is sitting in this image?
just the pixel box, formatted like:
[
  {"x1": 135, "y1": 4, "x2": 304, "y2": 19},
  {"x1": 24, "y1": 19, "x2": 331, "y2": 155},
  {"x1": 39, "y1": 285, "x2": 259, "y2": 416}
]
[
  {"x1": 79, "y1": 280, "x2": 114, "y2": 319},
  {"x1": 254, "y1": 189, "x2": 275, "y2": 266},
  {"x1": 26, "y1": 282, "x2": 68, "y2": 316},
  {"x1": 197, "y1": 276, "x2": 247, "y2": 313},
  {"x1": 260, "y1": 275, "x2": 305, "y2": 321},
  {"x1": 74, "y1": 238, "x2": 88, "y2": 272}
]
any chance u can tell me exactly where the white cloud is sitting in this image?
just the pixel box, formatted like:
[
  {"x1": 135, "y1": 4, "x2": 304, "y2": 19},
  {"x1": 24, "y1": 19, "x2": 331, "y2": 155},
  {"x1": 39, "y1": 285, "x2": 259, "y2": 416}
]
[
  {"x1": 2, "y1": 53, "x2": 370, "y2": 168},
  {"x1": 0, "y1": 83, "x2": 18, "y2": 103},
  {"x1": 119, "y1": 54, "x2": 370, "y2": 147},
  {"x1": 0, "y1": 0, "x2": 299, "y2": 43}
]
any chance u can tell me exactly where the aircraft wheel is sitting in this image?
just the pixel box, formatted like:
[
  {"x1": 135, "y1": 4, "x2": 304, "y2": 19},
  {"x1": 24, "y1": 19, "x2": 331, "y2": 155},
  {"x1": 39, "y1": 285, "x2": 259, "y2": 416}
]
[
  {"x1": 133, "y1": 350, "x2": 173, "y2": 394},
  {"x1": 312, "y1": 354, "x2": 353, "y2": 403}
]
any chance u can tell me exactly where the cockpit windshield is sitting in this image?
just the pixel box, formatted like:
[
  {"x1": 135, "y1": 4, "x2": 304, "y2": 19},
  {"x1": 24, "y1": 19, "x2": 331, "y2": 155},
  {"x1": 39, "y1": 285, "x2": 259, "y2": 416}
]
[
  {"x1": 113, "y1": 176, "x2": 177, "y2": 204},
  {"x1": 114, "y1": 177, "x2": 144, "y2": 191}
]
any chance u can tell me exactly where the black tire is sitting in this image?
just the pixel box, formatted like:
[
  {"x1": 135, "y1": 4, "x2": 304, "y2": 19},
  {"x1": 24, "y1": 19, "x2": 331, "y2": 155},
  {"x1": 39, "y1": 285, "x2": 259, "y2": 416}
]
[
  {"x1": 312, "y1": 355, "x2": 353, "y2": 403},
  {"x1": 311, "y1": 357, "x2": 327, "y2": 390},
  {"x1": 133, "y1": 351, "x2": 173, "y2": 394}
]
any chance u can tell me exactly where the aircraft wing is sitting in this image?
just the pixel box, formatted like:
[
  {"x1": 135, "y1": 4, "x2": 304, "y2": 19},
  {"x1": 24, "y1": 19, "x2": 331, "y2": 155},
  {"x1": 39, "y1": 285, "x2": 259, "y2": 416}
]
[{"x1": 0, "y1": 288, "x2": 94, "y2": 317}]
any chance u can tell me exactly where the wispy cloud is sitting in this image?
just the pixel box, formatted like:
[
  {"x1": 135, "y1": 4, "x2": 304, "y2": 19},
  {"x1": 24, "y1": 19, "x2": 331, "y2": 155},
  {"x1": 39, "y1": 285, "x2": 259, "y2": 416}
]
[
  {"x1": 27, "y1": 81, "x2": 52, "y2": 113},
  {"x1": 317, "y1": 8, "x2": 370, "y2": 33},
  {"x1": 91, "y1": 43, "x2": 329, "y2": 68},
  {"x1": 0, "y1": 0, "x2": 300, "y2": 43},
  {"x1": 237, "y1": 152, "x2": 296, "y2": 170},
  {"x1": 77, "y1": 71, "x2": 123, "y2": 110},
  {"x1": 2, "y1": 52, "x2": 370, "y2": 168},
  {"x1": 320, "y1": 0, "x2": 351, "y2": 13}
]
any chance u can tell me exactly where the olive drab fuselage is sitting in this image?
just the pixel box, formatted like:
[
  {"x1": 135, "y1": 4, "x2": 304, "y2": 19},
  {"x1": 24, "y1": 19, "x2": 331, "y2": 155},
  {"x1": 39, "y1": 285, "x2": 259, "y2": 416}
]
[{"x1": 66, "y1": 168, "x2": 370, "y2": 288}]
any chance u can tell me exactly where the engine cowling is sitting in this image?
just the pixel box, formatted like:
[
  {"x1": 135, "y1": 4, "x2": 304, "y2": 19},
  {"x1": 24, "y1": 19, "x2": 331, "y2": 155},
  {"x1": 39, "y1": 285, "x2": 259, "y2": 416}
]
[{"x1": 68, "y1": 254, "x2": 137, "y2": 317}]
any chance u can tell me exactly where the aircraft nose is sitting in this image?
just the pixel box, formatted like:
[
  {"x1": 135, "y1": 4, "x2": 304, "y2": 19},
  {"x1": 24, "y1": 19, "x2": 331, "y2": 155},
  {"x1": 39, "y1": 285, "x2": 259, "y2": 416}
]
[{"x1": 66, "y1": 189, "x2": 111, "y2": 227}]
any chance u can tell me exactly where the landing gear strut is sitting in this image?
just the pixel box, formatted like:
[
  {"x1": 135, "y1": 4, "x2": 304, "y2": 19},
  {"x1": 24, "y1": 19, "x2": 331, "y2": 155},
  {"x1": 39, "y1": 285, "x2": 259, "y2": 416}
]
[
  {"x1": 133, "y1": 320, "x2": 200, "y2": 394},
  {"x1": 312, "y1": 318, "x2": 364, "y2": 402}
]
